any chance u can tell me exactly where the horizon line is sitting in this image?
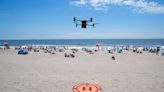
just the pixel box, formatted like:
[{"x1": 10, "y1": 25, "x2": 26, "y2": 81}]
[{"x1": 0, "y1": 38, "x2": 164, "y2": 40}]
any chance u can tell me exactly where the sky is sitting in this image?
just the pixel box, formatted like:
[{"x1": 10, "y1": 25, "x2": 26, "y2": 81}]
[{"x1": 0, "y1": 0, "x2": 164, "y2": 39}]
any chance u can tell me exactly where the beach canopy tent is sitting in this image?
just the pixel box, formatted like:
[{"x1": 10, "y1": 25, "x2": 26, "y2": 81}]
[
  {"x1": 117, "y1": 47, "x2": 123, "y2": 53},
  {"x1": 18, "y1": 49, "x2": 28, "y2": 55},
  {"x1": 21, "y1": 45, "x2": 28, "y2": 49},
  {"x1": 107, "y1": 47, "x2": 114, "y2": 53},
  {"x1": 158, "y1": 46, "x2": 164, "y2": 55},
  {"x1": 3, "y1": 42, "x2": 10, "y2": 49},
  {"x1": 155, "y1": 45, "x2": 161, "y2": 50},
  {"x1": 27, "y1": 46, "x2": 33, "y2": 51}
]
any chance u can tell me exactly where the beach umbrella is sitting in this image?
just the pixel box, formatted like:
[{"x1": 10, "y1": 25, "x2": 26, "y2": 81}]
[
  {"x1": 3, "y1": 42, "x2": 10, "y2": 49},
  {"x1": 96, "y1": 43, "x2": 101, "y2": 50},
  {"x1": 155, "y1": 45, "x2": 161, "y2": 48},
  {"x1": 18, "y1": 49, "x2": 28, "y2": 55}
]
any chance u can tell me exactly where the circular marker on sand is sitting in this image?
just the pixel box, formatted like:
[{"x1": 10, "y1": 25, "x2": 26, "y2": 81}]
[{"x1": 73, "y1": 83, "x2": 102, "y2": 92}]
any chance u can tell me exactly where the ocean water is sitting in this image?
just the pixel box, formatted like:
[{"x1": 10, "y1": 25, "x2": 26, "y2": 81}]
[{"x1": 0, "y1": 39, "x2": 164, "y2": 46}]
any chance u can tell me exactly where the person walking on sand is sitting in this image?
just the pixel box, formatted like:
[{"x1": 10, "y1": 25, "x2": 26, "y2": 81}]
[{"x1": 156, "y1": 47, "x2": 160, "y2": 55}]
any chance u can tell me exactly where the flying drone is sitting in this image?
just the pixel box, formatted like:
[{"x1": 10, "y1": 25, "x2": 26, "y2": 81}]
[{"x1": 73, "y1": 17, "x2": 98, "y2": 28}]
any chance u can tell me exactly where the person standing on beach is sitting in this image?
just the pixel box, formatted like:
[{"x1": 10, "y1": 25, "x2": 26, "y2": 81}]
[{"x1": 156, "y1": 47, "x2": 160, "y2": 55}]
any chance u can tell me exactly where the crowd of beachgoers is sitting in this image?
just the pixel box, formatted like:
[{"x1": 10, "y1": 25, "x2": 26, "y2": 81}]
[{"x1": 0, "y1": 42, "x2": 164, "y2": 59}]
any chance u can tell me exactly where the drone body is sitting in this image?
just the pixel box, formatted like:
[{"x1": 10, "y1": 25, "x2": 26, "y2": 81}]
[
  {"x1": 81, "y1": 21, "x2": 87, "y2": 28},
  {"x1": 73, "y1": 17, "x2": 96, "y2": 28}
]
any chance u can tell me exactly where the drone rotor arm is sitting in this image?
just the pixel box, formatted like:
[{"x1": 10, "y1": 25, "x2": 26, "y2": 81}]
[
  {"x1": 73, "y1": 17, "x2": 82, "y2": 22},
  {"x1": 86, "y1": 17, "x2": 93, "y2": 22},
  {"x1": 87, "y1": 24, "x2": 93, "y2": 26}
]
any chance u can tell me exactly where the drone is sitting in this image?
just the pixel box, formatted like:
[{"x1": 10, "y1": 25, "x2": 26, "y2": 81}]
[{"x1": 73, "y1": 17, "x2": 98, "y2": 28}]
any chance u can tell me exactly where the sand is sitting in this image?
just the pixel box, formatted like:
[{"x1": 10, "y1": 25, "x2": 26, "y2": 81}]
[{"x1": 0, "y1": 49, "x2": 164, "y2": 92}]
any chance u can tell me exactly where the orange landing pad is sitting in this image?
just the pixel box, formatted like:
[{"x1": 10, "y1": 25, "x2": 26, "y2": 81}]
[{"x1": 73, "y1": 83, "x2": 102, "y2": 92}]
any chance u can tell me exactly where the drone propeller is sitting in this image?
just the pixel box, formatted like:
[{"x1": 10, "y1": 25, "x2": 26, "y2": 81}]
[
  {"x1": 76, "y1": 23, "x2": 78, "y2": 28},
  {"x1": 92, "y1": 23, "x2": 99, "y2": 28},
  {"x1": 73, "y1": 21, "x2": 78, "y2": 28},
  {"x1": 74, "y1": 17, "x2": 76, "y2": 21},
  {"x1": 93, "y1": 23, "x2": 99, "y2": 25}
]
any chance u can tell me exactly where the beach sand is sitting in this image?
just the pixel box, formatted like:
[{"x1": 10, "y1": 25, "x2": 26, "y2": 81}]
[{"x1": 0, "y1": 49, "x2": 164, "y2": 92}]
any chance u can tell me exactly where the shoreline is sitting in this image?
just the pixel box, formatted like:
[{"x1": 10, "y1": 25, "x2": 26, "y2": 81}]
[{"x1": 1, "y1": 39, "x2": 164, "y2": 47}]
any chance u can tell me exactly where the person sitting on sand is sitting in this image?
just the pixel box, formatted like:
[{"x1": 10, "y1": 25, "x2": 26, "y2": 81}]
[
  {"x1": 65, "y1": 53, "x2": 69, "y2": 57},
  {"x1": 64, "y1": 53, "x2": 75, "y2": 58},
  {"x1": 112, "y1": 55, "x2": 115, "y2": 60},
  {"x1": 51, "y1": 51, "x2": 55, "y2": 54},
  {"x1": 70, "y1": 53, "x2": 75, "y2": 58},
  {"x1": 72, "y1": 51, "x2": 75, "y2": 54},
  {"x1": 34, "y1": 48, "x2": 39, "y2": 52}
]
